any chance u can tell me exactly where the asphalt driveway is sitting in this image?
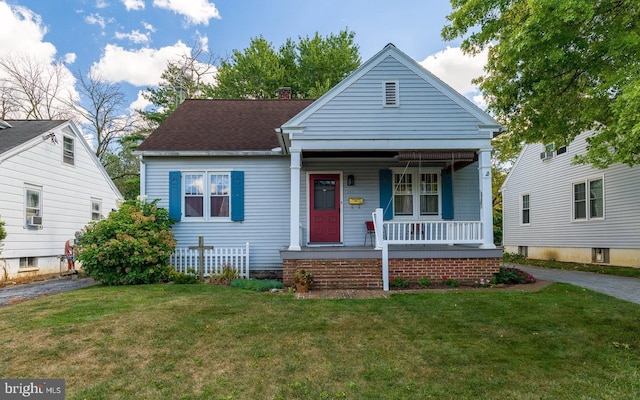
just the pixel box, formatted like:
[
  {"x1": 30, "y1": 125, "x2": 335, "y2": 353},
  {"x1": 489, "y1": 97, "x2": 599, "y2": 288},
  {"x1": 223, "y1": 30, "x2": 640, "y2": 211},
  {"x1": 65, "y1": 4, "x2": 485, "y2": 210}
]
[
  {"x1": 511, "y1": 264, "x2": 640, "y2": 305},
  {"x1": 0, "y1": 277, "x2": 96, "y2": 307}
]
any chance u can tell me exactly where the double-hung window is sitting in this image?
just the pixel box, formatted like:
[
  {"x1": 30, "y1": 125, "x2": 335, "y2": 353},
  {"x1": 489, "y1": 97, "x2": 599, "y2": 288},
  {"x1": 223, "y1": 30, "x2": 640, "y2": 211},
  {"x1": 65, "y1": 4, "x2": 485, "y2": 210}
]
[
  {"x1": 393, "y1": 169, "x2": 440, "y2": 218},
  {"x1": 63, "y1": 136, "x2": 74, "y2": 165},
  {"x1": 91, "y1": 198, "x2": 102, "y2": 221},
  {"x1": 573, "y1": 177, "x2": 604, "y2": 220},
  {"x1": 184, "y1": 172, "x2": 230, "y2": 219},
  {"x1": 521, "y1": 193, "x2": 530, "y2": 225},
  {"x1": 25, "y1": 185, "x2": 42, "y2": 224}
]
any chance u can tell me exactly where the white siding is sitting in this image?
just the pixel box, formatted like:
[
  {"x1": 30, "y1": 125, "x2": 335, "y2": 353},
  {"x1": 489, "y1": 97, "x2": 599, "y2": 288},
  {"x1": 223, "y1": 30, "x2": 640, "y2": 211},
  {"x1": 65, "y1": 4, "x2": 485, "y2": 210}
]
[
  {"x1": 502, "y1": 131, "x2": 640, "y2": 249},
  {"x1": 0, "y1": 123, "x2": 121, "y2": 275}
]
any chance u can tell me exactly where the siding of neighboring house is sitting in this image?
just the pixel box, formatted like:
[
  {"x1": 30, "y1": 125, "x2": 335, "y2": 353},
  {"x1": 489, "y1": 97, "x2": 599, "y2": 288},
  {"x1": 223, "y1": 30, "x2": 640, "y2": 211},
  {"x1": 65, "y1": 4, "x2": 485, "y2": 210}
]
[
  {"x1": 0, "y1": 122, "x2": 122, "y2": 277},
  {"x1": 299, "y1": 56, "x2": 485, "y2": 138},
  {"x1": 502, "y1": 130, "x2": 640, "y2": 267}
]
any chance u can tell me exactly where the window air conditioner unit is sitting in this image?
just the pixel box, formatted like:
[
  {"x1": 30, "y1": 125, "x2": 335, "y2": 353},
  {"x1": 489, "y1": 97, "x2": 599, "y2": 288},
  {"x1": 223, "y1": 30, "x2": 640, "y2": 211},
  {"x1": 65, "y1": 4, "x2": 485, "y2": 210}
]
[
  {"x1": 540, "y1": 151, "x2": 554, "y2": 160},
  {"x1": 27, "y1": 216, "x2": 43, "y2": 226}
]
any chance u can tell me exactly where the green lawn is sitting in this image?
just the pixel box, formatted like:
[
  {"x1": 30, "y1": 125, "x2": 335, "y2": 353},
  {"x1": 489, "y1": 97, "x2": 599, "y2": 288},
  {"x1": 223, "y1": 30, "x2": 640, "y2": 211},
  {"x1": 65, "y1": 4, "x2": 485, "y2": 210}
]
[{"x1": 1, "y1": 283, "x2": 639, "y2": 399}]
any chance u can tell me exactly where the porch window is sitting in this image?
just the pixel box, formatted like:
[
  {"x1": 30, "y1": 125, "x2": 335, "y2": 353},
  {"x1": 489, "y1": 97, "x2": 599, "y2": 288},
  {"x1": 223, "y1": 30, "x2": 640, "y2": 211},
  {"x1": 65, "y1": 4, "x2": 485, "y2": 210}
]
[
  {"x1": 184, "y1": 172, "x2": 231, "y2": 219},
  {"x1": 420, "y1": 173, "x2": 439, "y2": 215},
  {"x1": 573, "y1": 177, "x2": 604, "y2": 220},
  {"x1": 393, "y1": 169, "x2": 440, "y2": 218},
  {"x1": 521, "y1": 193, "x2": 530, "y2": 225}
]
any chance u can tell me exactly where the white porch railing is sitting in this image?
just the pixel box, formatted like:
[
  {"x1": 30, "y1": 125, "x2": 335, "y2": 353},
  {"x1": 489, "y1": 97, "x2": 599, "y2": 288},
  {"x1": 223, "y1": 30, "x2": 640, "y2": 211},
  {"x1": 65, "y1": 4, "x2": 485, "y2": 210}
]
[
  {"x1": 372, "y1": 208, "x2": 485, "y2": 291},
  {"x1": 170, "y1": 242, "x2": 250, "y2": 278},
  {"x1": 383, "y1": 221, "x2": 483, "y2": 244}
]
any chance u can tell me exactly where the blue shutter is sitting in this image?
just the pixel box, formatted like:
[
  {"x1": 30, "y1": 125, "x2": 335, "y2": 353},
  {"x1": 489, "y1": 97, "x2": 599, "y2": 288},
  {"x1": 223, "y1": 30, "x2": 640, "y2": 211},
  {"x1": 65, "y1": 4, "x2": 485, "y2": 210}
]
[
  {"x1": 379, "y1": 169, "x2": 393, "y2": 220},
  {"x1": 441, "y1": 169, "x2": 454, "y2": 220},
  {"x1": 169, "y1": 171, "x2": 182, "y2": 221},
  {"x1": 231, "y1": 171, "x2": 244, "y2": 221}
]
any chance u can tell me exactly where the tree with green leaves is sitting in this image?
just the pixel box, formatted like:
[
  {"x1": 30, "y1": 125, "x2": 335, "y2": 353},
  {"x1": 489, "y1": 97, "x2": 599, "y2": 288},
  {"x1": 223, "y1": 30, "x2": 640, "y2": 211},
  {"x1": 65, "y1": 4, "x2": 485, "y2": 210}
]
[
  {"x1": 139, "y1": 47, "x2": 217, "y2": 126},
  {"x1": 443, "y1": 0, "x2": 640, "y2": 167},
  {"x1": 211, "y1": 29, "x2": 361, "y2": 100}
]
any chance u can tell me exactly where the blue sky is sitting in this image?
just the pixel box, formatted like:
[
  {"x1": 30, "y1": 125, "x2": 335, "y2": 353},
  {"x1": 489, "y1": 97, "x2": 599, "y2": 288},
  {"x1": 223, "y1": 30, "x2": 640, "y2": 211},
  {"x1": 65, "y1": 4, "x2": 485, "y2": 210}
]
[{"x1": 1, "y1": 0, "x2": 488, "y2": 118}]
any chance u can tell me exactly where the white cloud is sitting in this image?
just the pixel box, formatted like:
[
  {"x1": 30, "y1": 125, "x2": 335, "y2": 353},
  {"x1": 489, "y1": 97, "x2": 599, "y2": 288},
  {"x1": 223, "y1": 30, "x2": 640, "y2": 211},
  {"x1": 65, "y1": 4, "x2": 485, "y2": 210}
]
[
  {"x1": 85, "y1": 13, "x2": 107, "y2": 29},
  {"x1": 115, "y1": 30, "x2": 149, "y2": 44},
  {"x1": 142, "y1": 21, "x2": 155, "y2": 32},
  {"x1": 152, "y1": 0, "x2": 221, "y2": 26},
  {"x1": 122, "y1": 0, "x2": 145, "y2": 11},
  {"x1": 90, "y1": 41, "x2": 193, "y2": 86},
  {"x1": 0, "y1": 2, "x2": 79, "y2": 118},
  {"x1": 0, "y1": 2, "x2": 56, "y2": 60},
  {"x1": 96, "y1": 0, "x2": 109, "y2": 9},
  {"x1": 419, "y1": 46, "x2": 489, "y2": 108},
  {"x1": 129, "y1": 90, "x2": 152, "y2": 112},
  {"x1": 64, "y1": 53, "x2": 77, "y2": 64}
]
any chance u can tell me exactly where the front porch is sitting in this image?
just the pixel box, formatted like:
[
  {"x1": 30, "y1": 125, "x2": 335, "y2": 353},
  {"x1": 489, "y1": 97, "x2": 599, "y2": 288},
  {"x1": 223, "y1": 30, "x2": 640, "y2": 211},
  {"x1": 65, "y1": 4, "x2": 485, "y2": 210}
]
[{"x1": 281, "y1": 244, "x2": 502, "y2": 290}]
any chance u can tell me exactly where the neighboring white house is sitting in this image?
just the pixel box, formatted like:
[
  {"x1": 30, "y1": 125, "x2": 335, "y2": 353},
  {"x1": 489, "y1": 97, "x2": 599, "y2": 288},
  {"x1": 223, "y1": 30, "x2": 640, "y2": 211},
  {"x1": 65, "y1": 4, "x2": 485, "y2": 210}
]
[
  {"x1": 502, "y1": 129, "x2": 640, "y2": 268},
  {"x1": 0, "y1": 119, "x2": 122, "y2": 279},
  {"x1": 136, "y1": 44, "x2": 503, "y2": 289}
]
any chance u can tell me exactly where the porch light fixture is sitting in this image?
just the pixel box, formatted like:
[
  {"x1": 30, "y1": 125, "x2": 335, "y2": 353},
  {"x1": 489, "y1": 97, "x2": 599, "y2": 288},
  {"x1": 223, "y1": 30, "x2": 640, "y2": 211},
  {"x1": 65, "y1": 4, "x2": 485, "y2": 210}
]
[{"x1": 347, "y1": 175, "x2": 355, "y2": 186}]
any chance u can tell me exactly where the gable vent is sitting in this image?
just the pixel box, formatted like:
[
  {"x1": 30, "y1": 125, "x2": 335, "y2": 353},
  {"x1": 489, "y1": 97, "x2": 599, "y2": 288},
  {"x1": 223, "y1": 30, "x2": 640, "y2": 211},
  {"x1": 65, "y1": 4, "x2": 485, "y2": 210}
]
[{"x1": 383, "y1": 81, "x2": 399, "y2": 107}]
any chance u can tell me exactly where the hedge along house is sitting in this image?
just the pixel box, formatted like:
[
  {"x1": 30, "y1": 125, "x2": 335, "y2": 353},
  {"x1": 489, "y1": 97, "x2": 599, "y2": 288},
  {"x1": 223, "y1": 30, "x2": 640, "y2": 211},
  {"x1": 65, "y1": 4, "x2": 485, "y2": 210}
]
[{"x1": 135, "y1": 44, "x2": 503, "y2": 290}]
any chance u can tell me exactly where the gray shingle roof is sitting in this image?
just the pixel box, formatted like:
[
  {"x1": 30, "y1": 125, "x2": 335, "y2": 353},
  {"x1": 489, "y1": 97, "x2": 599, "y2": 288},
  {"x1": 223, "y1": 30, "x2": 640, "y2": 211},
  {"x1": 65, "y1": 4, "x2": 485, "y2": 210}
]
[{"x1": 0, "y1": 120, "x2": 67, "y2": 155}]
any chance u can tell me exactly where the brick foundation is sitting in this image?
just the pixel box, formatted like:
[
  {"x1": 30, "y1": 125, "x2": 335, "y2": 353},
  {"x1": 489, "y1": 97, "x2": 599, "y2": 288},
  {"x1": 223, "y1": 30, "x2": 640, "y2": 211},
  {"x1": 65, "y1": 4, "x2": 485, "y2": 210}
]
[{"x1": 283, "y1": 257, "x2": 500, "y2": 289}]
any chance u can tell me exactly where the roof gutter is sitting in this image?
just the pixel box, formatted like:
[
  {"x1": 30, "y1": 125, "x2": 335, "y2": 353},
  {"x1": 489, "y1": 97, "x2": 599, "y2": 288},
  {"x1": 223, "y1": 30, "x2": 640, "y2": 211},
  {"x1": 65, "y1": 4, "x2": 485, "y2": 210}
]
[
  {"x1": 275, "y1": 128, "x2": 290, "y2": 155},
  {"x1": 133, "y1": 150, "x2": 281, "y2": 157}
]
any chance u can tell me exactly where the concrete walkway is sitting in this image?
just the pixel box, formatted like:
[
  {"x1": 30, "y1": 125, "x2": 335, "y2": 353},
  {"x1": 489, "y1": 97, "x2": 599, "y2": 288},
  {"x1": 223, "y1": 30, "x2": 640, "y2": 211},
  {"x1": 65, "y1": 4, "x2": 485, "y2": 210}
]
[{"x1": 510, "y1": 264, "x2": 640, "y2": 305}]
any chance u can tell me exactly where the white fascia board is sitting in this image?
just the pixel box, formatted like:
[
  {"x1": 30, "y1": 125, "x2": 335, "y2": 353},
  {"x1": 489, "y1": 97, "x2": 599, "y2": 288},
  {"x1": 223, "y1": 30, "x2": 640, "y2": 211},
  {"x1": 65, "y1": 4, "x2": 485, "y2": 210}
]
[
  {"x1": 134, "y1": 150, "x2": 282, "y2": 157},
  {"x1": 291, "y1": 138, "x2": 492, "y2": 151},
  {"x1": 67, "y1": 120, "x2": 124, "y2": 200}
]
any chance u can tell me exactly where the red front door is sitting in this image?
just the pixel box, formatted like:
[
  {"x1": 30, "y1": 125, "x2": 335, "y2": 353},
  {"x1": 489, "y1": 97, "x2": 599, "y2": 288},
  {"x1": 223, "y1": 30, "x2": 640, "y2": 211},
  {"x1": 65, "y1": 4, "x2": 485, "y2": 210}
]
[{"x1": 309, "y1": 174, "x2": 341, "y2": 243}]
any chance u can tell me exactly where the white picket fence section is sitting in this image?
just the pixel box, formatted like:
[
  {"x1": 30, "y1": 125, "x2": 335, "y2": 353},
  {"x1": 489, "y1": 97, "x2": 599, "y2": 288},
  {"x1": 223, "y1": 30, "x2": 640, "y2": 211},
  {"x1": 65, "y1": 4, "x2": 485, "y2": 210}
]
[{"x1": 170, "y1": 242, "x2": 250, "y2": 278}]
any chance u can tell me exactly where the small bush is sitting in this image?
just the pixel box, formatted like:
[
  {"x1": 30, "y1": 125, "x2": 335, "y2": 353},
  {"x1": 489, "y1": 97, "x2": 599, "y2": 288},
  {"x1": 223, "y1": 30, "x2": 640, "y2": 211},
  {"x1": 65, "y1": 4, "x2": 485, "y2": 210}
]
[
  {"x1": 230, "y1": 278, "x2": 284, "y2": 292},
  {"x1": 390, "y1": 276, "x2": 409, "y2": 288},
  {"x1": 210, "y1": 265, "x2": 238, "y2": 285},
  {"x1": 502, "y1": 252, "x2": 527, "y2": 263},
  {"x1": 418, "y1": 277, "x2": 431, "y2": 288},
  {"x1": 442, "y1": 277, "x2": 459, "y2": 287},
  {"x1": 170, "y1": 269, "x2": 198, "y2": 284},
  {"x1": 493, "y1": 267, "x2": 536, "y2": 284}
]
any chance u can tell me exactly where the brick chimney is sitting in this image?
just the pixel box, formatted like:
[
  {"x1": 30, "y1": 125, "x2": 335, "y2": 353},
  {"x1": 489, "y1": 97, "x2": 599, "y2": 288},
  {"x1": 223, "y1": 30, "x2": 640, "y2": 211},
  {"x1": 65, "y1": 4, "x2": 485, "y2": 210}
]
[{"x1": 277, "y1": 87, "x2": 292, "y2": 100}]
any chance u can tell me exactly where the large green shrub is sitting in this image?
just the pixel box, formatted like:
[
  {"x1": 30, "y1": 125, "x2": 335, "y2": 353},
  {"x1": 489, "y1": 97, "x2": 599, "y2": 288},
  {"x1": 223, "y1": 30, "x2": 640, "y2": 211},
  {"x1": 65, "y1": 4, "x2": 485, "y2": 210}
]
[{"x1": 77, "y1": 198, "x2": 176, "y2": 285}]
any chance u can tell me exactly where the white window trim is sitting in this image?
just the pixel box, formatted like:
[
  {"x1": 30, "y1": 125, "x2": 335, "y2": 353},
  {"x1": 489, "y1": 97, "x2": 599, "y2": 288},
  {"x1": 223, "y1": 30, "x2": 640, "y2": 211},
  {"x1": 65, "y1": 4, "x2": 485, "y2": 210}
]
[
  {"x1": 383, "y1": 80, "x2": 399, "y2": 107},
  {"x1": 391, "y1": 167, "x2": 441, "y2": 220},
  {"x1": 62, "y1": 135, "x2": 75, "y2": 166},
  {"x1": 24, "y1": 184, "x2": 42, "y2": 228},
  {"x1": 91, "y1": 198, "x2": 102, "y2": 221},
  {"x1": 572, "y1": 175, "x2": 605, "y2": 222},
  {"x1": 520, "y1": 192, "x2": 530, "y2": 226},
  {"x1": 182, "y1": 171, "x2": 232, "y2": 222}
]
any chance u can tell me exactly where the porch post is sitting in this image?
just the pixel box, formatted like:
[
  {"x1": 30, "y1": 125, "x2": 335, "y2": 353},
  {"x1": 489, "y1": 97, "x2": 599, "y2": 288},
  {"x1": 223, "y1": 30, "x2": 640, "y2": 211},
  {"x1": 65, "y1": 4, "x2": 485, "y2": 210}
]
[
  {"x1": 288, "y1": 148, "x2": 302, "y2": 250},
  {"x1": 478, "y1": 149, "x2": 496, "y2": 249}
]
